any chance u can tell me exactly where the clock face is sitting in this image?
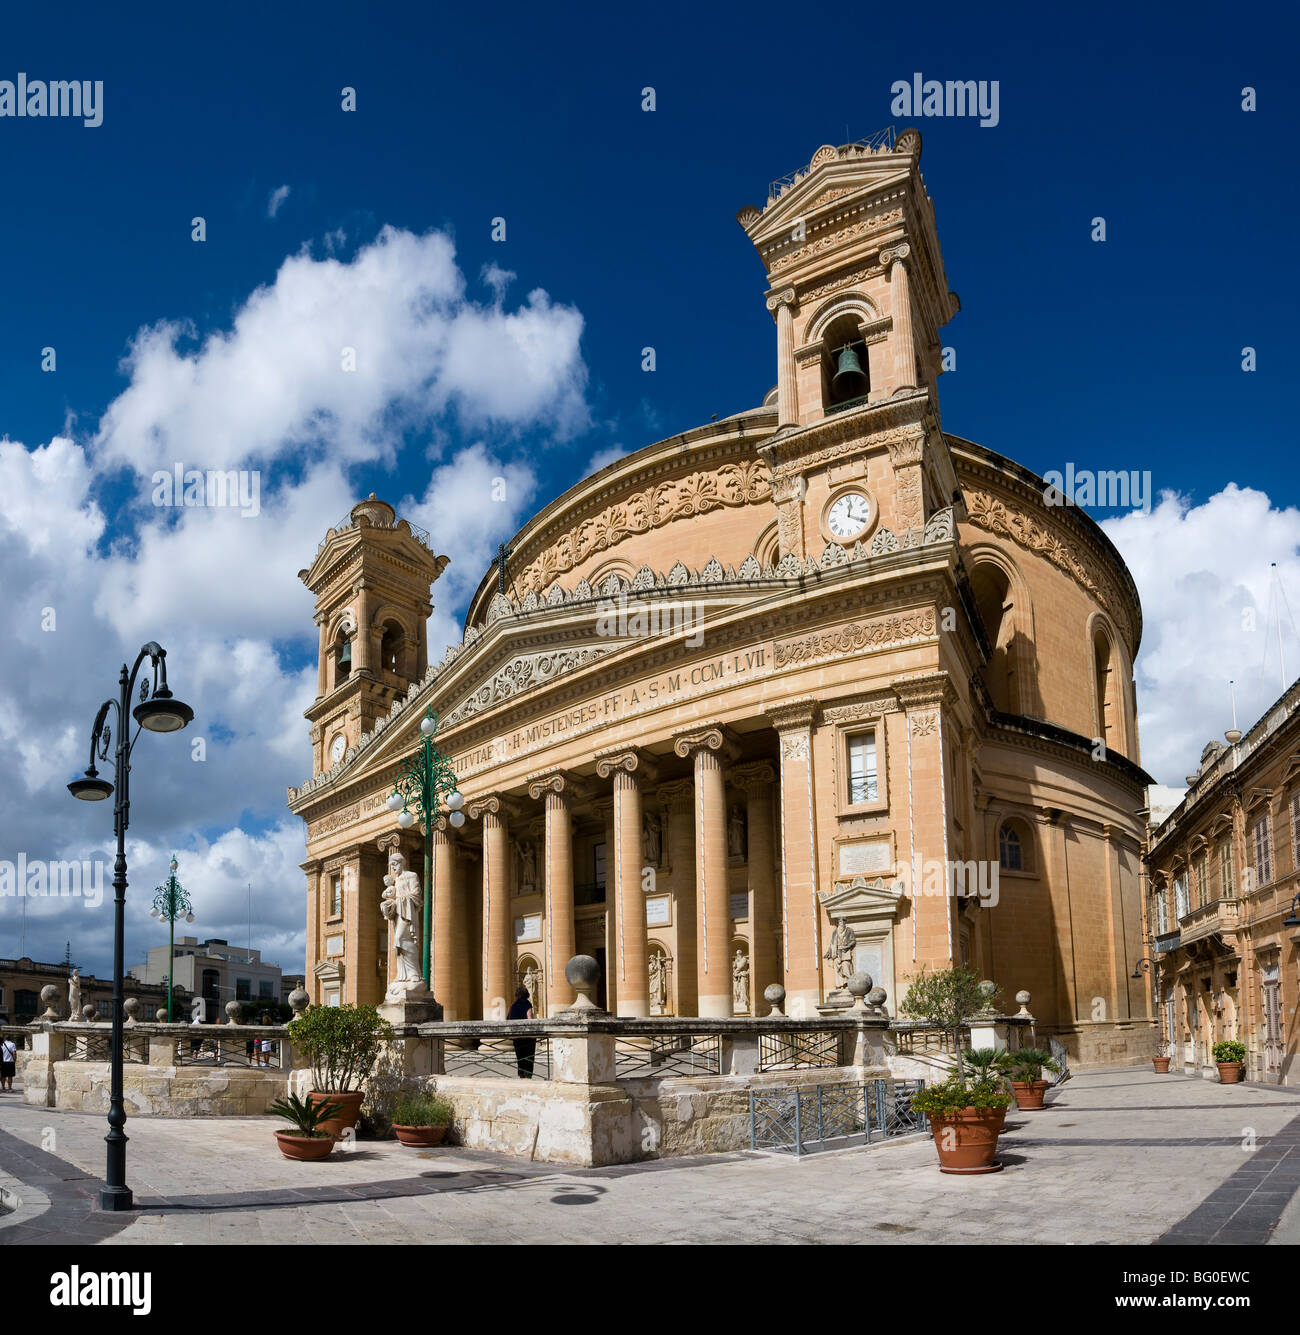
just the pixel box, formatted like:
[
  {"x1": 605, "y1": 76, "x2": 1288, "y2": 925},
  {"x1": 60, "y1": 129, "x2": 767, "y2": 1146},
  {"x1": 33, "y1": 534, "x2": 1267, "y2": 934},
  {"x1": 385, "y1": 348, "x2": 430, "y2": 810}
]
[
  {"x1": 330, "y1": 734, "x2": 346, "y2": 764},
  {"x1": 827, "y1": 491, "x2": 873, "y2": 540}
]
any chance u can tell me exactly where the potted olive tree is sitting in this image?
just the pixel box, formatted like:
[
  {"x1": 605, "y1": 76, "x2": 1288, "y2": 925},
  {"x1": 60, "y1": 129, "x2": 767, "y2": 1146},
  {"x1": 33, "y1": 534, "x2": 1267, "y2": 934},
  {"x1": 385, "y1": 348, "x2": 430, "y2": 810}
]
[
  {"x1": 287, "y1": 1003, "x2": 393, "y2": 1137},
  {"x1": 1213, "y1": 1039, "x2": 1246, "y2": 1084},
  {"x1": 900, "y1": 968, "x2": 1013, "y2": 1174},
  {"x1": 391, "y1": 1091, "x2": 454, "y2": 1147},
  {"x1": 269, "y1": 1091, "x2": 344, "y2": 1161},
  {"x1": 1000, "y1": 1047, "x2": 1060, "y2": 1110}
]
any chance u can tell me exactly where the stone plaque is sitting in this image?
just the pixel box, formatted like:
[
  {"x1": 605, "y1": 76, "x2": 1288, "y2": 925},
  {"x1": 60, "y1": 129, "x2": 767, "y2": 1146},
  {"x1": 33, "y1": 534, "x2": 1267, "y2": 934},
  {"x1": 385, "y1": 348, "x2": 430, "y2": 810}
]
[
  {"x1": 514, "y1": 913, "x2": 542, "y2": 943},
  {"x1": 325, "y1": 934, "x2": 344, "y2": 957},
  {"x1": 645, "y1": 895, "x2": 671, "y2": 927},
  {"x1": 838, "y1": 840, "x2": 891, "y2": 876},
  {"x1": 730, "y1": 892, "x2": 748, "y2": 921},
  {"x1": 854, "y1": 940, "x2": 883, "y2": 983}
]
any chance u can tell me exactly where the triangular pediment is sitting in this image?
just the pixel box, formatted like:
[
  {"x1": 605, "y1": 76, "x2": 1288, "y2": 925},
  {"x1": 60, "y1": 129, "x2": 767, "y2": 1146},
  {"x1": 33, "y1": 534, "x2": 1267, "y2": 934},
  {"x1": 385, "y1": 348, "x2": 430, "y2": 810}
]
[{"x1": 818, "y1": 875, "x2": 905, "y2": 917}]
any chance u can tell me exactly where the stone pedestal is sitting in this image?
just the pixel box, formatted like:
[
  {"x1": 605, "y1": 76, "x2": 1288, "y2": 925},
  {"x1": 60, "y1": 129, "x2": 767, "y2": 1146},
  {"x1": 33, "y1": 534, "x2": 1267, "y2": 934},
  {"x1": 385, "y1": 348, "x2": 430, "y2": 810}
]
[{"x1": 378, "y1": 988, "x2": 443, "y2": 1027}]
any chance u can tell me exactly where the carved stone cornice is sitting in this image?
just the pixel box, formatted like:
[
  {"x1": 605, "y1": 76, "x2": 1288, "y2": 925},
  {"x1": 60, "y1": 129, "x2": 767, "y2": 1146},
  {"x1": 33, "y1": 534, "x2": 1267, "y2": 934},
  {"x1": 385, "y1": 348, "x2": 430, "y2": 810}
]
[
  {"x1": 729, "y1": 761, "x2": 776, "y2": 790},
  {"x1": 594, "y1": 747, "x2": 659, "y2": 783},
  {"x1": 758, "y1": 390, "x2": 932, "y2": 477},
  {"x1": 774, "y1": 609, "x2": 937, "y2": 671},
  {"x1": 891, "y1": 671, "x2": 957, "y2": 713},
  {"x1": 766, "y1": 698, "x2": 819, "y2": 732},
  {"x1": 821, "y1": 692, "x2": 898, "y2": 724},
  {"x1": 672, "y1": 724, "x2": 740, "y2": 763}
]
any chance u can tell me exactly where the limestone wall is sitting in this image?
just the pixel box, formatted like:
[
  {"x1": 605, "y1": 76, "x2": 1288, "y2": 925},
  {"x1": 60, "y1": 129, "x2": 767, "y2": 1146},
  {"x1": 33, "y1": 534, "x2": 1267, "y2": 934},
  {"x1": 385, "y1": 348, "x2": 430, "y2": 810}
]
[{"x1": 26, "y1": 1059, "x2": 288, "y2": 1117}]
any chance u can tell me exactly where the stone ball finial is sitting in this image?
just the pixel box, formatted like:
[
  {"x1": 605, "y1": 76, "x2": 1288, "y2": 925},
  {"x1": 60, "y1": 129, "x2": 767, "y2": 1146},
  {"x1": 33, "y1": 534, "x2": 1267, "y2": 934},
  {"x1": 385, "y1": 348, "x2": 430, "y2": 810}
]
[
  {"x1": 39, "y1": 984, "x2": 60, "y2": 1019},
  {"x1": 123, "y1": 997, "x2": 140, "y2": 1026},
  {"x1": 867, "y1": 986, "x2": 888, "y2": 1016},
  {"x1": 81, "y1": 1004, "x2": 97, "y2": 1022},
  {"x1": 764, "y1": 983, "x2": 786, "y2": 1017},
  {"x1": 288, "y1": 987, "x2": 310, "y2": 1017},
  {"x1": 225, "y1": 1000, "x2": 242, "y2": 1024},
  {"x1": 1015, "y1": 989, "x2": 1033, "y2": 1017},
  {"x1": 978, "y1": 979, "x2": 998, "y2": 1013},
  {"x1": 847, "y1": 971, "x2": 872, "y2": 998},
  {"x1": 564, "y1": 955, "x2": 602, "y2": 1011}
]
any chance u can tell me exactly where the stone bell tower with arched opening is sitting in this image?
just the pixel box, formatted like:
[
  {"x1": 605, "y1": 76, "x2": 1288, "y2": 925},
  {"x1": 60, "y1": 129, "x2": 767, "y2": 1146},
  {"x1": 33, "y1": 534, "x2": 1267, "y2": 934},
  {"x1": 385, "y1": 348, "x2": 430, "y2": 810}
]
[
  {"x1": 736, "y1": 128, "x2": 963, "y2": 563},
  {"x1": 299, "y1": 494, "x2": 449, "y2": 777}
]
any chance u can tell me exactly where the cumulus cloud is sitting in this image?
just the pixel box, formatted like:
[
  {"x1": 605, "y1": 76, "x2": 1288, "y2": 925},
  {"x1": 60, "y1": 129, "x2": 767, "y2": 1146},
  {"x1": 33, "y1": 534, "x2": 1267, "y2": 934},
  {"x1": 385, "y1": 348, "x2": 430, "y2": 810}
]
[
  {"x1": 267, "y1": 184, "x2": 291, "y2": 218},
  {"x1": 1102, "y1": 485, "x2": 1300, "y2": 785},
  {"x1": 1, "y1": 224, "x2": 591, "y2": 976}
]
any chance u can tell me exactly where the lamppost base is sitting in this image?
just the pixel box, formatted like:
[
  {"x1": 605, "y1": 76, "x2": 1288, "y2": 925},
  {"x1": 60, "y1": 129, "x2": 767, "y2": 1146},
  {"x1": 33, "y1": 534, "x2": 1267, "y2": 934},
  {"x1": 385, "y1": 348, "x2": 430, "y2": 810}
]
[{"x1": 98, "y1": 1185, "x2": 135, "y2": 1212}]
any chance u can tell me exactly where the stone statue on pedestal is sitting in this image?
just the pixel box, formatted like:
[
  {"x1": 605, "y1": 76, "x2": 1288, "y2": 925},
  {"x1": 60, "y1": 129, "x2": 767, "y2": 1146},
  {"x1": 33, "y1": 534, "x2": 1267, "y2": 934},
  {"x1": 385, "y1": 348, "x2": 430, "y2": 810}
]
[
  {"x1": 380, "y1": 848, "x2": 425, "y2": 996},
  {"x1": 824, "y1": 915, "x2": 857, "y2": 992},
  {"x1": 649, "y1": 950, "x2": 668, "y2": 1011},
  {"x1": 68, "y1": 969, "x2": 82, "y2": 1020},
  {"x1": 642, "y1": 812, "x2": 662, "y2": 867},
  {"x1": 732, "y1": 950, "x2": 750, "y2": 1012}
]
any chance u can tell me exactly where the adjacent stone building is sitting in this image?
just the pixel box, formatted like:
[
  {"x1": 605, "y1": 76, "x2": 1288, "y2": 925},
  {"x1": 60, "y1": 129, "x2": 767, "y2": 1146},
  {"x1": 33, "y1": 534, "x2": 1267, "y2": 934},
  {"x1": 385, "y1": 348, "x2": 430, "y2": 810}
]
[
  {"x1": 128, "y1": 937, "x2": 282, "y2": 1021},
  {"x1": 1144, "y1": 678, "x2": 1300, "y2": 1083},
  {"x1": 289, "y1": 129, "x2": 1155, "y2": 1065},
  {"x1": 0, "y1": 956, "x2": 176, "y2": 1023}
]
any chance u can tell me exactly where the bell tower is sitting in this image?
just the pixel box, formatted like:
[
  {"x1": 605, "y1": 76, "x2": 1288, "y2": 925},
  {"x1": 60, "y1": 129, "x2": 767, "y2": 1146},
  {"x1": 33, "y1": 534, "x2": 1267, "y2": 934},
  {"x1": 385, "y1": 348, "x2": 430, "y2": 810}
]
[
  {"x1": 299, "y1": 494, "x2": 449, "y2": 776},
  {"x1": 737, "y1": 128, "x2": 962, "y2": 559}
]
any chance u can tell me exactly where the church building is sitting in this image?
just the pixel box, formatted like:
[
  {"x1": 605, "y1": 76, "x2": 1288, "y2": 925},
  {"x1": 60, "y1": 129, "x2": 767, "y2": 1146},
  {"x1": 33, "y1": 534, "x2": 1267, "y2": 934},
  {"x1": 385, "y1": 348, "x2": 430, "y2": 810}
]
[{"x1": 289, "y1": 128, "x2": 1155, "y2": 1065}]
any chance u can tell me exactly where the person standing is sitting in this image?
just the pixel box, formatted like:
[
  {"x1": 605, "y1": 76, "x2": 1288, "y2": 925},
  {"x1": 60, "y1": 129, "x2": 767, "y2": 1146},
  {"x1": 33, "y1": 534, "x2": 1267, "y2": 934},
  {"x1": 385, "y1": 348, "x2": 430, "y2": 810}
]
[
  {"x1": 508, "y1": 985, "x2": 536, "y2": 1079},
  {"x1": 0, "y1": 1036, "x2": 17, "y2": 1092}
]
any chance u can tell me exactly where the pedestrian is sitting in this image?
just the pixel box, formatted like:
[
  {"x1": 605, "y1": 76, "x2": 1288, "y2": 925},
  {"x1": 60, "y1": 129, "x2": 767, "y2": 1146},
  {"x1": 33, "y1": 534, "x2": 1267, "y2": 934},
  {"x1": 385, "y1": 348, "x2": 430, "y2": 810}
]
[
  {"x1": 259, "y1": 1011, "x2": 274, "y2": 1067},
  {"x1": 0, "y1": 1035, "x2": 17, "y2": 1092},
  {"x1": 508, "y1": 985, "x2": 536, "y2": 1079},
  {"x1": 189, "y1": 1012, "x2": 203, "y2": 1058}
]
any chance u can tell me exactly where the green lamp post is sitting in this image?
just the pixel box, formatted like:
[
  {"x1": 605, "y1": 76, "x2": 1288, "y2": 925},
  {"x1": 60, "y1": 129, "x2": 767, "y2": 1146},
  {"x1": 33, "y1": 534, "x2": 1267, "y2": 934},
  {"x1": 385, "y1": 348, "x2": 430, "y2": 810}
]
[
  {"x1": 386, "y1": 708, "x2": 464, "y2": 985},
  {"x1": 150, "y1": 854, "x2": 194, "y2": 1021}
]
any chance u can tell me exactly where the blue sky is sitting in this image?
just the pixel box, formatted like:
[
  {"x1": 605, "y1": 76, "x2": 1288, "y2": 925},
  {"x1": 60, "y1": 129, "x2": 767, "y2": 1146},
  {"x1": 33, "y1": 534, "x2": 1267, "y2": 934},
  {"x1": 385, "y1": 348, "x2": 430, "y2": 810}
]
[{"x1": 1, "y1": 1, "x2": 1297, "y2": 977}]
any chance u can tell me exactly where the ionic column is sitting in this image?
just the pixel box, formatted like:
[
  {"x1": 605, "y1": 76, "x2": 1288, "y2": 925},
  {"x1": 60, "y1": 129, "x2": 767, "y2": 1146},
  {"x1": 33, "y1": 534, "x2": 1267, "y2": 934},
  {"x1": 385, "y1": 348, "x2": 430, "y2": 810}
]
[
  {"x1": 469, "y1": 796, "x2": 512, "y2": 1020},
  {"x1": 529, "y1": 772, "x2": 583, "y2": 1012},
  {"x1": 732, "y1": 762, "x2": 777, "y2": 1012},
  {"x1": 315, "y1": 617, "x2": 329, "y2": 698},
  {"x1": 596, "y1": 750, "x2": 657, "y2": 1017},
  {"x1": 431, "y1": 819, "x2": 457, "y2": 1017},
  {"x1": 766, "y1": 288, "x2": 798, "y2": 426},
  {"x1": 767, "y1": 702, "x2": 820, "y2": 1012},
  {"x1": 881, "y1": 245, "x2": 917, "y2": 391},
  {"x1": 352, "y1": 580, "x2": 373, "y2": 673},
  {"x1": 674, "y1": 726, "x2": 739, "y2": 1018},
  {"x1": 659, "y1": 780, "x2": 697, "y2": 1016}
]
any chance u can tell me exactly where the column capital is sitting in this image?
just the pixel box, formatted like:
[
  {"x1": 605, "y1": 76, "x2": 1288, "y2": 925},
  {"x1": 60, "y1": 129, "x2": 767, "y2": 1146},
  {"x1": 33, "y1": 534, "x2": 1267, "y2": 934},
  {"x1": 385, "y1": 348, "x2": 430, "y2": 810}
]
[
  {"x1": 765, "y1": 698, "x2": 818, "y2": 732},
  {"x1": 594, "y1": 747, "x2": 658, "y2": 783},
  {"x1": 880, "y1": 242, "x2": 911, "y2": 269},
  {"x1": 467, "y1": 793, "x2": 523, "y2": 822},
  {"x1": 765, "y1": 287, "x2": 796, "y2": 313},
  {"x1": 729, "y1": 760, "x2": 776, "y2": 790},
  {"x1": 672, "y1": 724, "x2": 740, "y2": 763},
  {"x1": 891, "y1": 670, "x2": 956, "y2": 713},
  {"x1": 526, "y1": 770, "x2": 589, "y2": 803}
]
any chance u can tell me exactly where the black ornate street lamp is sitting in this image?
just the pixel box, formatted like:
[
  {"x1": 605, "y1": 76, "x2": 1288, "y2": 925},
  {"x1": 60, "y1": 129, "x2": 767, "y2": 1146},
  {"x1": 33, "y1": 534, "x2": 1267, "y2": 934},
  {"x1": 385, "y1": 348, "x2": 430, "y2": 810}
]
[
  {"x1": 150, "y1": 854, "x2": 194, "y2": 1022},
  {"x1": 386, "y1": 708, "x2": 464, "y2": 985},
  {"x1": 1283, "y1": 893, "x2": 1300, "y2": 929},
  {"x1": 68, "y1": 642, "x2": 193, "y2": 1212},
  {"x1": 1130, "y1": 957, "x2": 1158, "y2": 979}
]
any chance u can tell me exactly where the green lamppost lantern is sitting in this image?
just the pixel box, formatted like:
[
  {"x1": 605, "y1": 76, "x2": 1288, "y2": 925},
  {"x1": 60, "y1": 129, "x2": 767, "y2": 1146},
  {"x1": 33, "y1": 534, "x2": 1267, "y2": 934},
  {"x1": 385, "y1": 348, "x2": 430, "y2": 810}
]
[
  {"x1": 150, "y1": 854, "x2": 194, "y2": 1021},
  {"x1": 386, "y1": 708, "x2": 464, "y2": 986}
]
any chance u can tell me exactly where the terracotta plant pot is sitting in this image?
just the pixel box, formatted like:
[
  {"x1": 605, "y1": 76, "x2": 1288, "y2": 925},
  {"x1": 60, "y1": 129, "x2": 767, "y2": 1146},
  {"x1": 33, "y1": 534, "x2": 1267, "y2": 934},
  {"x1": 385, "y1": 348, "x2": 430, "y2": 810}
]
[
  {"x1": 1152, "y1": 1056, "x2": 1171, "y2": 1073},
  {"x1": 1217, "y1": 1061, "x2": 1244, "y2": 1084},
  {"x1": 274, "y1": 1132, "x2": 336, "y2": 1162},
  {"x1": 927, "y1": 1107, "x2": 1005, "y2": 1174},
  {"x1": 1011, "y1": 1079, "x2": 1049, "y2": 1110},
  {"x1": 308, "y1": 1089, "x2": 365, "y2": 1139},
  {"x1": 393, "y1": 1123, "x2": 448, "y2": 1148}
]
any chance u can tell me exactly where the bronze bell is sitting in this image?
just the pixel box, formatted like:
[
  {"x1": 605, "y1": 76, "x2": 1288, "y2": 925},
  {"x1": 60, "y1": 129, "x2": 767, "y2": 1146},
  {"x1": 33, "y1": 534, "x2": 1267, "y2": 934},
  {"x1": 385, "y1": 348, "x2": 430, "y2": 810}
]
[
  {"x1": 831, "y1": 343, "x2": 868, "y2": 400},
  {"x1": 338, "y1": 639, "x2": 352, "y2": 670}
]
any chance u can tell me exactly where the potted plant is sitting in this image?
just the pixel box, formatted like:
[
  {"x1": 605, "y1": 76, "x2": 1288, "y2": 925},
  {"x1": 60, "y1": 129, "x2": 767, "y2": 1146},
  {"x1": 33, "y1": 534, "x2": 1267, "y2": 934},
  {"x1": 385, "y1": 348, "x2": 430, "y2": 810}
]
[
  {"x1": 269, "y1": 1091, "x2": 344, "y2": 1161},
  {"x1": 1152, "y1": 1043, "x2": 1172, "y2": 1074},
  {"x1": 1213, "y1": 1039, "x2": 1246, "y2": 1084},
  {"x1": 1000, "y1": 1047, "x2": 1060, "y2": 1110},
  {"x1": 899, "y1": 968, "x2": 1013, "y2": 1173},
  {"x1": 391, "y1": 1090, "x2": 454, "y2": 1147},
  {"x1": 287, "y1": 1003, "x2": 393, "y2": 1137}
]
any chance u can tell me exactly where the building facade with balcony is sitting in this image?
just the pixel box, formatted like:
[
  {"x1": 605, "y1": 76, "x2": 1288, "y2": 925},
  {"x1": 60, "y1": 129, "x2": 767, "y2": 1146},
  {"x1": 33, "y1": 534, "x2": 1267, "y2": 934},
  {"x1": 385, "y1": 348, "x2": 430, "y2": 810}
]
[
  {"x1": 1144, "y1": 678, "x2": 1300, "y2": 1083},
  {"x1": 0, "y1": 956, "x2": 177, "y2": 1024},
  {"x1": 289, "y1": 130, "x2": 1155, "y2": 1066}
]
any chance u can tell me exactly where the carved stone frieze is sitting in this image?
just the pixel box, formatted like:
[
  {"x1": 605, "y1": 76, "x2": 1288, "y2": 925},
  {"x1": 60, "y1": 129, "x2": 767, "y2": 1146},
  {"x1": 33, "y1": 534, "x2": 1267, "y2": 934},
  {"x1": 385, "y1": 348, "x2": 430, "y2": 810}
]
[{"x1": 773, "y1": 609, "x2": 937, "y2": 670}]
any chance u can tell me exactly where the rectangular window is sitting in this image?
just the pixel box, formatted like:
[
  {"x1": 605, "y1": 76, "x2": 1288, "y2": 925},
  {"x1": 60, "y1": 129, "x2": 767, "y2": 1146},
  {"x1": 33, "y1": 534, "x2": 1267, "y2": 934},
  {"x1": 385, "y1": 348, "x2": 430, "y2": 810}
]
[
  {"x1": 235, "y1": 978, "x2": 251, "y2": 1001},
  {"x1": 96, "y1": 999, "x2": 112, "y2": 1019},
  {"x1": 1218, "y1": 838, "x2": 1233, "y2": 898},
  {"x1": 329, "y1": 875, "x2": 342, "y2": 916},
  {"x1": 593, "y1": 842, "x2": 607, "y2": 889},
  {"x1": 1253, "y1": 814, "x2": 1272, "y2": 886},
  {"x1": 1155, "y1": 891, "x2": 1168, "y2": 935},
  {"x1": 258, "y1": 980, "x2": 273, "y2": 999},
  {"x1": 1193, "y1": 853, "x2": 1209, "y2": 908},
  {"x1": 847, "y1": 730, "x2": 878, "y2": 804},
  {"x1": 1174, "y1": 872, "x2": 1189, "y2": 921}
]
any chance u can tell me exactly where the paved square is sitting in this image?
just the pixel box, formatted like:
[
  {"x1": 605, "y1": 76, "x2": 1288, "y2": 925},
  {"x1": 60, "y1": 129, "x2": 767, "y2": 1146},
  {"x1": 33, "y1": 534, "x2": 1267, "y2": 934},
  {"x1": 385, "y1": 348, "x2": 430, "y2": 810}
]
[{"x1": 2, "y1": 1068, "x2": 1298, "y2": 1245}]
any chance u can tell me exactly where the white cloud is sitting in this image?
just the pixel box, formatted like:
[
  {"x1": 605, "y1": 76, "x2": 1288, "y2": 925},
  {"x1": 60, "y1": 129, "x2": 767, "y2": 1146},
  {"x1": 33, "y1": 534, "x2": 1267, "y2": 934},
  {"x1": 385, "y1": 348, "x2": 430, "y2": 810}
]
[
  {"x1": 1102, "y1": 484, "x2": 1300, "y2": 785},
  {"x1": 267, "y1": 184, "x2": 291, "y2": 218},
  {"x1": 586, "y1": 443, "x2": 628, "y2": 474}
]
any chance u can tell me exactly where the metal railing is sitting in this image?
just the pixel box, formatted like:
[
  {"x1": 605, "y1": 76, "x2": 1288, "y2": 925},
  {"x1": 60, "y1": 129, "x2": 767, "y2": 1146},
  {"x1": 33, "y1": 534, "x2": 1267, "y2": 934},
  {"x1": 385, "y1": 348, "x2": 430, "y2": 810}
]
[
  {"x1": 758, "y1": 1029, "x2": 840, "y2": 1071},
  {"x1": 750, "y1": 1078, "x2": 926, "y2": 1155},
  {"x1": 442, "y1": 1035, "x2": 551, "y2": 1080},
  {"x1": 614, "y1": 1031, "x2": 721, "y2": 1079},
  {"x1": 175, "y1": 1034, "x2": 284, "y2": 1069},
  {"x1": 69, "y1": 1032, "x2": 148, "y2": 1064}
]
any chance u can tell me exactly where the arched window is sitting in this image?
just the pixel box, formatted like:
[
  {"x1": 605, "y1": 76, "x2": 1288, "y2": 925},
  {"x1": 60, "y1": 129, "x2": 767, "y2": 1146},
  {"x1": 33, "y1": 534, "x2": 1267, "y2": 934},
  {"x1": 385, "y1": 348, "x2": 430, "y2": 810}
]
[
  {"x1": 970, "y1": 555, "x2": 1036, "y2": 716},
  {"x1": 334, "y1": 629, "x2": 352, "y2": 685},
  {"x1": 1090, "y1": 617, "x2": 1130, "y2": 755},
  {"x1": 998, "y1": 818, "x2": 1035, "y2": 874},
  {"x1": 379, "y1": 620, "x2": 404, "y2": 675},
  {"x1": 820, "y1": 313, "x2": 871, "y2": 412}
]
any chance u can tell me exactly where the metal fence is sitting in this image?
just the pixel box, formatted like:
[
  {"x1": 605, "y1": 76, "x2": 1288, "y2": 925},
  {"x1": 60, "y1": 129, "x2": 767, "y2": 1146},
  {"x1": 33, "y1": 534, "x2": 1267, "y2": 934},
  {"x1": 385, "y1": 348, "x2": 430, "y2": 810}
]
[
  {"x1": 69, "y1": 1032, "x2": 148, "y2": 1064},
  {"x1": 175, "y1": 1035, "x2": 284, "y2": 1069},
  {"x1": 758, "y1": 1029, "x2": 840, "y2": 1071},
  {"x1": 442, "y1": 1036, "x2": 552, "y2": 1080},
  {"x1": 750, "y1": 1079, "x2": 927, "y2": 1155},
  {"x1": 614, "y1": 1031, "x2": 721, "y2": 1079}
]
